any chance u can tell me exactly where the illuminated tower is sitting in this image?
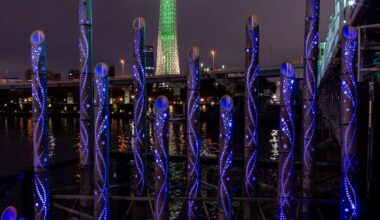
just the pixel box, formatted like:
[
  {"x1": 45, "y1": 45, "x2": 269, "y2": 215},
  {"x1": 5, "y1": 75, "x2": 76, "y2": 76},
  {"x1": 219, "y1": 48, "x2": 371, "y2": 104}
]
[{"x1": 155, "y1": 0, "x2": 180, "y2": 75}]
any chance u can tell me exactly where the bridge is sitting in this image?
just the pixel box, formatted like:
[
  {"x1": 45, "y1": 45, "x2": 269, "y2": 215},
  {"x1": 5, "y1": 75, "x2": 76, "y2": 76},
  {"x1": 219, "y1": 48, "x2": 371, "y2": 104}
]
[
  {"x1": 0, "y1": 66, "x2": 304, "y2": 90},
  {"x1": 318, "y1": 0, "x2": 380, "y2": 85},
  {"x1": 317, "y1": 0, "x2": 380, "y2": 145}
]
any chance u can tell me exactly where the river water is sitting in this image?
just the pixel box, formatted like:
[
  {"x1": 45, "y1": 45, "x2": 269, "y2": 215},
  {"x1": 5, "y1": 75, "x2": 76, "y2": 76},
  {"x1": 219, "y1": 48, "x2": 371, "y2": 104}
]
[
  {"x1": 0, "y1": 114, "x2": 282, "y2": 218},
  {"x1": 0, "y1": 115, "x2": 280, "y2": 177}
]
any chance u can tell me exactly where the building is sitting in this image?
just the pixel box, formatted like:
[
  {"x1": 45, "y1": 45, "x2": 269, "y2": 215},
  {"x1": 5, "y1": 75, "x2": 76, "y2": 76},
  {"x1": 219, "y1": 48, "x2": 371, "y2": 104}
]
[
  {"x1": 155, "y1": 0, "x2": 180, "y2": 75},
  {"x1": 146, "y1": 45, "x2": 155, "y2": 75},
  {"x1": 68, "y1": 69, "x2": 80, "y2": 80}
]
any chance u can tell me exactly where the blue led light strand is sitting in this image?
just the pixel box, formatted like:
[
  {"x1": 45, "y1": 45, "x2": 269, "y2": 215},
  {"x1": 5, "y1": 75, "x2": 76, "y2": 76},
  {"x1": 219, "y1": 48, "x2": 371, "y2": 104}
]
[
  {"x1": 186, "y1": 47, "x2": 201, "y2": 219},
  {"x1": 301, "y1": 0, "x2": 319, "y2": 216},
  {"x1": 277, "y1": 63, "x2": 296, "y2": 220},
  {"x1": 340, "y1": 26, "x2": 358, "y2": 220},
  {"x1": 94, "y1": 63, "x2": 110, "y2": 220},
  {"x1": 132, "y1": 17, "x2": 147, "y2": 197},
  {"x1": 31, "y1": 30, "x2": 50, "y2": 220},
  {"x1": 218, "y1": 95, "x2": 234, "y2": 220},
  {"x1": 78, "y1": 3, "x2": 94, "y2": 214},
  {"x1": 244, "y1": 15, "x2": 259, "y2": 198},
  {"x1": 79, "y1": 0, "x2": 93, "y2": 168},
  {"x1": 154, "y1": 96, "x2": 170, "y2": 220}
]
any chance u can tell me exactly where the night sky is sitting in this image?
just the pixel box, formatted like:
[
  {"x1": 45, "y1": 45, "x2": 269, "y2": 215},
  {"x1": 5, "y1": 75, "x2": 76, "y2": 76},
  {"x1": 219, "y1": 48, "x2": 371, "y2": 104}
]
[{"x1": 0, "y1": 0, "x2": 333, "y2": 78}]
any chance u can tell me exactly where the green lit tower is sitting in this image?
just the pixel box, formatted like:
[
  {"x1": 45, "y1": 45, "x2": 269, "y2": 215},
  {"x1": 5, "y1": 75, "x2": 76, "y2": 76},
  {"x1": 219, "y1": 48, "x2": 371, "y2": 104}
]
[{"x1": 155, "y1": 0, "x2": 180, "y2": 75}]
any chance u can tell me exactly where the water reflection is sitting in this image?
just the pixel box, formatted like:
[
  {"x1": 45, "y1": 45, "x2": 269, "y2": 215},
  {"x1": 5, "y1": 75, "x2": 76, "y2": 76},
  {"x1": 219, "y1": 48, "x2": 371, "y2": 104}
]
[
  {"x1": 269, "y1": 129, "x2": 279, "y2": 161},
  {"x1": 0, "y1": 115, "x2": 276, "y2": 175}
]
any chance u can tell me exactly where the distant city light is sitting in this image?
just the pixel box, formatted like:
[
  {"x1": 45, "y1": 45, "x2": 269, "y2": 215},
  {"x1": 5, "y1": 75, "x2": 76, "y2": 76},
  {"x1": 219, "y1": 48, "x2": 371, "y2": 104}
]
[{"x1": 221, "y1": 65, "x2": 225, "y2": 69}]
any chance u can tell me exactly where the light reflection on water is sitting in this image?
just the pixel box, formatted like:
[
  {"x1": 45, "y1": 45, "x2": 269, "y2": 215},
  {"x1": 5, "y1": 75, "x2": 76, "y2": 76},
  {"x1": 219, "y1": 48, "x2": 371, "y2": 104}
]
[
  {"x1": 0, "y1": 115, "x2": 279, "y2": 176},
  {"x1": 269, "y1": 129, "x2": 279, "y2": 161}
]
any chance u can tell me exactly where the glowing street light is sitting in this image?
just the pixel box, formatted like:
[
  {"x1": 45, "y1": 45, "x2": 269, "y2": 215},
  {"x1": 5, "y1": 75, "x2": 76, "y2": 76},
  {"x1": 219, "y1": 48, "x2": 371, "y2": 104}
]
[
  {"x1": 210, "y1": 49, "x2": 216, "y2": 70},
  {"x1": 120, "y1": 58, "x2": 125, "y2": 75}
]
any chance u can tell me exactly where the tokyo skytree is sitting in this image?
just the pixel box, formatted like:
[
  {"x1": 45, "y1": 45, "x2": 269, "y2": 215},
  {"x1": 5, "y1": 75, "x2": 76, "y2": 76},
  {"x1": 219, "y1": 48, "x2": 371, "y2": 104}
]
[{"x1": 155, "y1": 0, "x2": 180, "y2": 75}]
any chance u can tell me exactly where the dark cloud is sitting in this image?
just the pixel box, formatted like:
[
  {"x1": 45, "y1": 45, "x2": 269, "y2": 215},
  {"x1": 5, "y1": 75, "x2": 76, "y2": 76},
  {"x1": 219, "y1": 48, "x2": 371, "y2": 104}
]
[{"x1": 0, "y1": 0, "x2": 333, "y2": 78}]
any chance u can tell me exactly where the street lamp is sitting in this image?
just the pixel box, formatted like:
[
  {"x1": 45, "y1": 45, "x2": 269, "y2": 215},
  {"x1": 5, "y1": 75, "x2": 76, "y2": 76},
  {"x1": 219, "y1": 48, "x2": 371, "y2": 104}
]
[
  {"x1": 210, "y1": 49, "x2": 215, "y2": 71},
  {"x1": 120, "y1": 58, "x2": 125, "y2": 75}
]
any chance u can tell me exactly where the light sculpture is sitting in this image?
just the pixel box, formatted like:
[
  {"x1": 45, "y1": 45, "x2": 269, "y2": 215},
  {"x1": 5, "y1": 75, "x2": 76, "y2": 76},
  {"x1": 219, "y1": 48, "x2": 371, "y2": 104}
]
[
  {"x1": 301, "y1": 0, "x2": 319, "y2": 217},
  {"x1": 154, "y1": 96, "x2": 170, "y2": 220},
  {"x1": 155, "y1": 0, "x2": 180, "y2": 75},
  {"x1": 244, "y1": 15, "x2": 260, "y2": 198},
  {"x1": 277, "y1": 63, "x2": 296, "y2": 220},
  {"x1": 186, "y1": 46, "x2": 201, "y2": 219},
  {"x1": 79, "y1": 0, "x2": 94, "y2": 214},
  {"x1": 340, "y1": 25, "x2": 358, "y2": 220},
  {"x1": 94, "y1": 63, "x2": 110, "y2": 220},
  {"x1": 31, "y1": 30, "x2": 50, "y2": 220},
  {"x1": 132, "y1": 17, "x2": 147, "y2": 197},
  {"x1": 218, "y1": 95, "x2": 234, "y2": 220}
]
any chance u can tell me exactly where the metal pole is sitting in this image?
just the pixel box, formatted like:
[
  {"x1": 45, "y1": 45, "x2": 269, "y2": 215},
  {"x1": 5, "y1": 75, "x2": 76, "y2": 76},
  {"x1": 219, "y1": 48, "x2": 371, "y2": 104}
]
[
  {"x1": 154, "y1": 96, "x2": 170, "y2": 220},
  {"x1": 132, "y1": 17, "x2": 147, "y2": 197},
  {"x1": 94, "y1": 63, "x2": 110, "y2": 220},
  {"x1": 301, "y1": 0, "x2": 319, "y2": 218},
  {"x1": 277, "y1": 63, "x2": 297, "y2": 220},
  {"x1": 79, "y1": 0, "x2": 94, "y2": 217},
  {"x1": 244, "y1": 15, "x2": 259, "y2": 220},
  {"x1": 244, "y1": 14, "x2": 259, "y2": 198},
  {"x1": 31, "y1": 30, "x2": 50, "y2": 220},
  {"x1": 340, "y1": 25, "x2": 359, "y2": 220},
  {"x1": 218, "y1": 95, "x2": 234, "y2": 220},
  {"x1": 186, "y1": 46, "x2": 201, "y2": 219}
]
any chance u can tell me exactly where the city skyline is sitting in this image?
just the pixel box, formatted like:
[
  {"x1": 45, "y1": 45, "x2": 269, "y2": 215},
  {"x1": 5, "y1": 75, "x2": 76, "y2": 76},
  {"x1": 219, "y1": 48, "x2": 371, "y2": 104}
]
[{"x1": 0, "y1": 0, "x2": 333, "y2": 77}]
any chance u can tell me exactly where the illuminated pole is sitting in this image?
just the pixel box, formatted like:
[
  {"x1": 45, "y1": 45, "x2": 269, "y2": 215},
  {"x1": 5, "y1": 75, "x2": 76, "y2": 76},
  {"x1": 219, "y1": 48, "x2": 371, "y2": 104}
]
[
  {"x1": 94, "y1": 63, "x2": 110, "y2": 220},
  {"x1": 301, "y1": 0, "x2": 319, "y2": 218},
  {"x1": 340, "y1": 25, "x2": 358, "y2": 220},
  {"x1": 132, "y1": 17, "x2": 147, "y2": 197},
  {"x1": 79, "y1": 0, "x2": 94, "y2": 216},
  {"x1": 244, "y1": 15, "x2": 259, "y2": 198},
  {"x1": 218, "y1": 95, "x2": 234, "y2": 220},
  {"x1": 186, "y1": 46, "x2": 201, "y2": 219},
  {"x1": 154, "y1": 96, "x2": 170, "y2": 220},
  {"x1": 277, "y1": 63, "x2": 296, "y2": 220},
  {"x1": 31, "y1": 30, "x2": 50, "y2": 220}
]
